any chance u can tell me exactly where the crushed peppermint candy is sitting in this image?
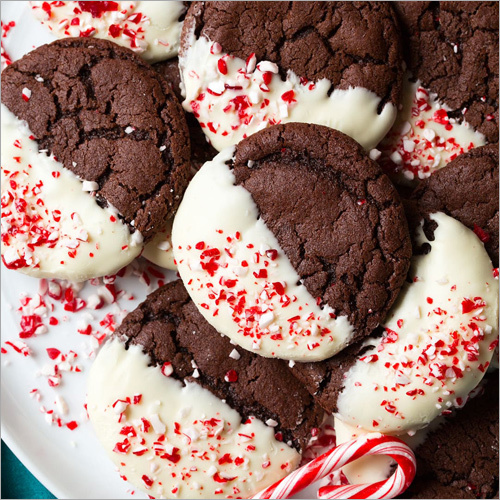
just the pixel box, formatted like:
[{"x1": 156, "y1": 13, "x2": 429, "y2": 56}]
[
  {"x1": 378, "y1": 79, "x2": 484, "y2": 182},
  {"x1": 2, "y1": 257, "x2": 169, "y2": 442},
  {"x1": 177, "y1": 225, "x2": 341, "y2": 358},
  {"x1": 183, "y1": 41, "x2": 325, "y2": 150},
  {"x1": 1, "y1": 21, "x2": 15, "y2": 70},
  {"x1": 30, "y1": 1, "x2": 186, "y2": 61},
  {"x1": 1, "y1": 110, "x2": 144, "y2": 275},
  {"x1": 22, "y1": 87, "x2": 32, "y2": 101},
  {"x1": 89, "y1": 356, "x2": 296, "y2": 500},
  {"x1": 346, "y1": 292, "x2": 497, "y2": 424}
]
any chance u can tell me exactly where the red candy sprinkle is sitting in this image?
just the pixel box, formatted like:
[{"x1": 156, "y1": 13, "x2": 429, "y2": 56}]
[
  {"x1": 281, "y1": 90, "x2": 296, "y2": 104},
  {"x1": 19, "y1": 314, "x2": 43, "y2": 338},
  {"x1": 224, "y1": 369, "x2": 238, "y2": 382},
  {"x1": 163, "y1": 447, "x2": 181, "y2": 463},
  {"x1": 262, "y1": 72, "x2": 272, "y2": 85},
  {"x1": 214, "y1": 472, "x2": 237, "y2": 483},
  {"x1": 473, "y1": 224, "x2": 490, "y2": 243},
  {"x1": 461, "y1": 297, "x2": 486, "y2": 314},
  {"x1": 79, "y1": 27, "x2": 96, "y2": 37},
  {"x1": 46, "y1": 348, "x2": 61, "y2": 360},
  {"x1": 266, "y1": 249, "x2": 278, "y2": 260},
  {"x1": 113, "y1": 439, "x2": 131, "y2": 454},
  {"x1": 141, "y1": 475, "x2": 154, "y2": 489},
  {"x1": 108, "y1": 24, "x2": 121, "y2": 37},
  {"x1": 253, "y1": 269, "x2": 268, "y2": 279},
  {"x1": 66, "y1": 421, "x2": 78, "y2": 431},
  {"x1": 77, "y1": 1, "x2": 119, "y2": 18},
  {"x1": 217, "y1": 58, "x2": 228, "y2": 75},
  {"x1": 218, "y1": 453, "x2": 233, "y2": 465}
]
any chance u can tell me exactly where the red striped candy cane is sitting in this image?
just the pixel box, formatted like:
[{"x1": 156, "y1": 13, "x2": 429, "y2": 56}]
[{"x1": 253, "y1": 433, "x2": 416, "y2": 499}]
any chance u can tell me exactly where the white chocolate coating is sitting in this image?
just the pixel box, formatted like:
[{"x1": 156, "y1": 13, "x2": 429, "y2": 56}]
[
  {"x1": 1, "y1": 104, "x2": 142, "y2": 281},
  {"x1": 30, "y1": 1, "x2": 185, "y2": 62},
  {"x1": 172, "y1": 149, "x2": 354, "y2": 361},
  {"x1": 336, "y1": 213, "x2": 498, "y2": 434},
  {"x1": 143, "y1": 218, "x2": 176, "y2": 270},
  {"x1": 179, "y1": 33, "x2": 396, "y2": 151},
  {"x1": 378, "y1": 74, "x2": 485, "y2": 183},
  {"x1": 87, "y1": 339, "x2": 299, "y2": 499}
]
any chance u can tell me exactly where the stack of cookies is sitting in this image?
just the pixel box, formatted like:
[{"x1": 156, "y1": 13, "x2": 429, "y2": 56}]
[{"x1": 2, "y1": 2, "x2": 498, "y2": 499}]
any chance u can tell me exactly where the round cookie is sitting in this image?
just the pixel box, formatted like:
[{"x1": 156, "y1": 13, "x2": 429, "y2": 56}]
[
  {"x1": 1, "y1": 104, "x2": 142, "y2": 280},
  {"x1": 377, "y1": 1, "x2": 498, "y2": 182},
  {"x1": 1, "y1": 38, "x2": 191, "y2": 279},
  {"x1": 172, "y1": 123, "x2": 412, "y2": 361},
  {"x1": 291, "y1": 212, "x2": 498, "y2": 435},
  {"x1": 87, "y1": 279, "x2": 324, "y2": 499},
  {"x1": 30, "y1": 1, "x2": 187, "y2": 63},
  {"x1": 179, "y1": 1, "x2": 404, "y2": 151},
  {"x1": 411, "y1": 144, "x2": 499, "y2": 267}
]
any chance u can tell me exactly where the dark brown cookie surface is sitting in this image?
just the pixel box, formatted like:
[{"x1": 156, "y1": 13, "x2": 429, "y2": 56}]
[
  {"x1": 115, "y1": 279, "x2": 324, "y2": 451},
  {"x1": 1, "y1": 37, "x2": 191, "y2": 242},
  {"x1": 183, "y1": 1, "x2": 403, "y2": 108},
  {"x1": 393, "y1": 1, "x2": 499, "y2": 143},
  {"x1": 287, "y1": 342, "x2": 369, "y2": 415},
  {"x1": 402, "y1": 376, "x2": 499, "y2": 499},
  {"x1": 233, "y1": 123, "x2": 412, "y2": 346},
  {"x1": 411, "y1": 144, "x2": 499, "y2": 266},
  {"x1": 153, "y1": 57, "x2": 217, "y2": 170}
]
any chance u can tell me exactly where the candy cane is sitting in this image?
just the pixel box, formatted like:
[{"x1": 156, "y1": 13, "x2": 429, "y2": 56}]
[{"x1": 253, "y1": 434, "x2": 416, "y2": 499}]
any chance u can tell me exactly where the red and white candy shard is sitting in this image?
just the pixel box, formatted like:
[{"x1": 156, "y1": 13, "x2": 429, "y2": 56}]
[
  {"x1": 1, "y1": 104, "x2": 142, "y2": 281},
  {"x1": 143, "y1": 218, "x2": 176, "y2": 271},
  {"x1": 377, "y1": 74, "x2": 485, "y2": 183},
  {"x1": 87, "y1": 339, "x2": 299, "y2": 499},
  {"x1": 30, "y1": 1, "x2": 186, "y2": 63},
  {"x1": 1, "y1": 20, "x2": 15, "y2": 71},
  {"x1": 172, "y1": 148, "x2": 354, "y2": 362},
  {"x1": 336, "y1": 212, "x2": 498, "y2": 435},
  {"x1": 179, "y1": 33, "x2": 396, "y2": 152}
]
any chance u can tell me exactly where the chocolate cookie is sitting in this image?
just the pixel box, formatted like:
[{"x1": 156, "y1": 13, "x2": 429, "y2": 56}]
[
  {"x1": 411, "y1": 144, "x2": 499, "y2": 266},
  {"x1": 291, "y1": 212, "x2": 498, "y2": 436},
  {"x1": 116, "y1": 279, "x2": 323, "y2": 449},
  {"x1": 179, "y1": 1, "x2": 404, "y2": 151},
  {"x1": 393, "y1": 1, "x2": 499, "y2": 144},
  {"x1": 1, "y1": 37, "x2": 191, "y2": 243},
  {"x1": 402, "y1": 376, "x2": 499, "y2": 499},
  {"x1": 376, "y1": 2, "x2": 498, "y2": 184},
  {"x1": 87, "y1": 279, "x2": 324, "y2": 498},
  {"x1": 172, "y1": 123, "x2": 412, "y2": 362}
]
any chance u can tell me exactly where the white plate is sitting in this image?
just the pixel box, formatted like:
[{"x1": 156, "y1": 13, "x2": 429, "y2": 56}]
[
  {"x1": 0, "y1": 3, "x2": 320, "y2": 499},
  {"x1": 1, "y1": 260, "x2": 164, "y2": 500}
]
